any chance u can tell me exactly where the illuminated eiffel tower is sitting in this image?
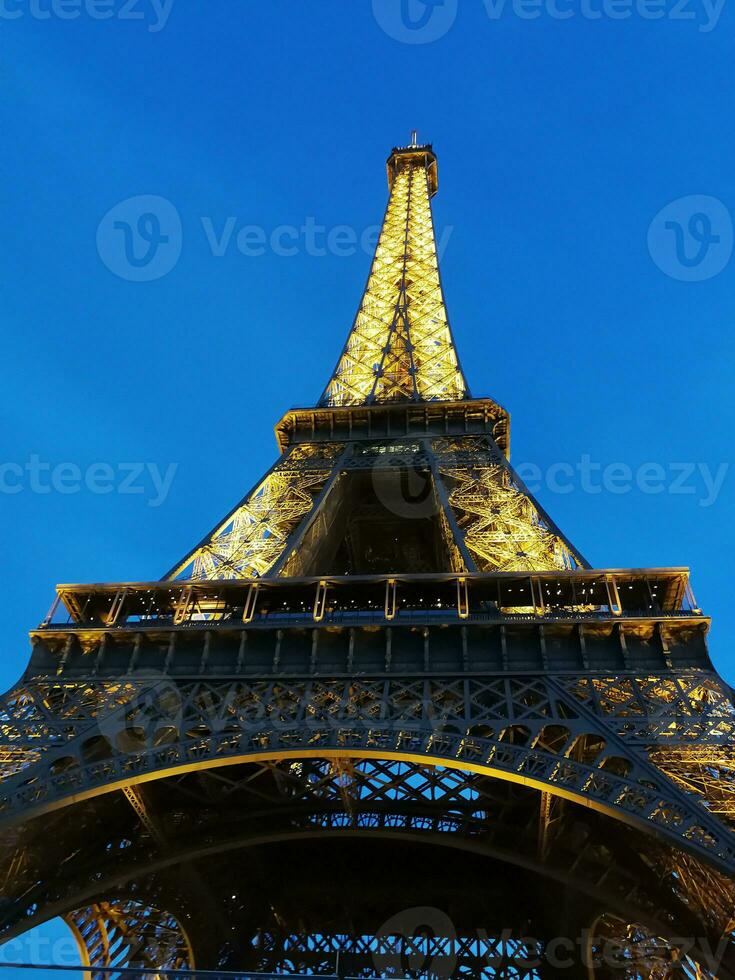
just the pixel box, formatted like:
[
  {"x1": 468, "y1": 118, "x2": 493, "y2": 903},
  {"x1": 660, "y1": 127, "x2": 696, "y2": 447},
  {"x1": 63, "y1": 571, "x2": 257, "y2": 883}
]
[{"x1": 1, "y1": 138, "x2": 735, "y2": 979}]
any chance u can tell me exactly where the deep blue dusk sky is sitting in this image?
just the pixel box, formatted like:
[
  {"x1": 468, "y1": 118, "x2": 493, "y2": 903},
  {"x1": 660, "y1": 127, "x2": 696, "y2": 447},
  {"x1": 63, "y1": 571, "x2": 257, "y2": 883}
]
[
  {"x1": 2, "y1": 8, "x2": 734, "y2": 683},
  {"x1": 1, "y1": 1, "x2": 734, "y2": 972}
]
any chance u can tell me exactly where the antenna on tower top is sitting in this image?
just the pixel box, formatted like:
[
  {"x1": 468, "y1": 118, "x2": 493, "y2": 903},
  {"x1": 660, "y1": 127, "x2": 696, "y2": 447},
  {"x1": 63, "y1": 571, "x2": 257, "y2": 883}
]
[{"x1": 411, "y1": 130, "x2": 418, "y2": 147}]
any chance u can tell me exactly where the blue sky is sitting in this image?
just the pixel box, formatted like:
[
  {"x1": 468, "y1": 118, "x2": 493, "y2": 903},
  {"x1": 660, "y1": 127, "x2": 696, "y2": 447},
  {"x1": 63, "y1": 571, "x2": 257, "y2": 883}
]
[{"x1": 1, "y1": 0, "x2": 734, "y2": 971}]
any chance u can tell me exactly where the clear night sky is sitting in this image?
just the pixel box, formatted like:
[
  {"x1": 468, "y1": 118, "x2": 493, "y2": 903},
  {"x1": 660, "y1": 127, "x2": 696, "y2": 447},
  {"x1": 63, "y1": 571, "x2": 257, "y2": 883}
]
[{"x1": 1, "y1": 1, "x2": 733, "y2": 970}]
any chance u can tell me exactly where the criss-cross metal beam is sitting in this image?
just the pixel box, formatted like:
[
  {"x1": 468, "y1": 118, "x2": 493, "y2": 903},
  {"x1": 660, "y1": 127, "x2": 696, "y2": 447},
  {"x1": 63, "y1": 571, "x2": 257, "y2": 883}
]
[{"x1": 320, "y1": 143, "x2": 468, "y2": 407}]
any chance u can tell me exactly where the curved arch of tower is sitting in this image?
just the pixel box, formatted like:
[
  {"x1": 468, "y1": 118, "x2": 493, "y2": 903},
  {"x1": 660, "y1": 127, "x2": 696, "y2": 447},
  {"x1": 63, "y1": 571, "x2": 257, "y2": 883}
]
[
  {"x1": 65, "y1": 900, "x2": 193, "y2": 979},
  {"x1": 1, "y1": 140, "x2": 733, "y2": 978}
]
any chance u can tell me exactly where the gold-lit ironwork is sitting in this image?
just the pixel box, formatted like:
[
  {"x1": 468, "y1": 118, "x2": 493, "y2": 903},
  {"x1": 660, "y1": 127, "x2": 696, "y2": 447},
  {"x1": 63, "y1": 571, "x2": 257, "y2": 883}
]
[
  {"x1": 0, "y1": 139, "x2": 732, "y2": 979},
  {"x1": 439, "y1": 461, "x2": 576, "y2": 572},
  {"x1": 586, "y1": 914, "x2": 715, "y2": 979},
  {"x1": 66, "y1": 901, "x2": 193, "y2": 979},
  {"x1": 652, "y1": 745, "x2": 735, "y2": 824},
  {"x1": 166, "y1": 144, "x2": 584, "y2": 583},
  {"x1": 168, "y1": 444, "x2": 342, "y2": 581},
  {"x1": 321, "y1": 144, "x2": 467, "y2": 407}
]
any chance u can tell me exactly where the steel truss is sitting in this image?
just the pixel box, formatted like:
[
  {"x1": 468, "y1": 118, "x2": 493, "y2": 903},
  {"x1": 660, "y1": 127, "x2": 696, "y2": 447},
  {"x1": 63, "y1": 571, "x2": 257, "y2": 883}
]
[
  {"x1": 65, "y1": 900, "x2": 193, "y2": 979},
  {"x1": 587, "y1": 913, "x2": 719, "y2": 979},
  {"x1": 2, "y1": 141, "x2": 733, "y2": 979},
  {"x1": 2, "y1": 666, "x2": 735, "y2": 869},
  {"x1": 1, "y1": 751, "x2": 732, "y2": 976},
  {"x1": 168, "y1": 444, "x2": 344, "y2": 581},
  {"x1": 165, "y1": 436, "x2": 585, "y2": 583},
  {"x1": 320, "y1": 144, "x2": 467, "y2": 407},
  {"x1": 163, "y1": 144, "x2": 584, "y2": 583}
]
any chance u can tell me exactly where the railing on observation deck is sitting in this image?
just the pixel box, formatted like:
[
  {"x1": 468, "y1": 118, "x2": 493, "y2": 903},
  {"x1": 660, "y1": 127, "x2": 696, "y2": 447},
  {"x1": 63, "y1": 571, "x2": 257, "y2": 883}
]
[{"x1": 38, "y1": 569, "x2": 703, "y2": 633}]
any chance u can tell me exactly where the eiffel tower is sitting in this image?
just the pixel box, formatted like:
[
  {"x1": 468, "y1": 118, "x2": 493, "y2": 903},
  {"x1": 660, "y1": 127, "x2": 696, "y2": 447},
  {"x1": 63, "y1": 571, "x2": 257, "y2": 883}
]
[{"x1": 1, "y1": 138, "x2": 734, "y2": 980}]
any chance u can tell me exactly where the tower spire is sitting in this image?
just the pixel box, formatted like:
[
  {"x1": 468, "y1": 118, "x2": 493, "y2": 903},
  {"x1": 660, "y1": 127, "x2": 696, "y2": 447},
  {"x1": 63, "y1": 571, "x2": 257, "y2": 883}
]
[{"x1": 319, "y1": 141, "x2": 468, "y2": 407}]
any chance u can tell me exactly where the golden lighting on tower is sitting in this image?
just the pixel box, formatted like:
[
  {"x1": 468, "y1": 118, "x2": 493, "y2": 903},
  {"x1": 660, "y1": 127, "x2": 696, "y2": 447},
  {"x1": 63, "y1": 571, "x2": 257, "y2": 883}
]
[
  {"x1": 321, "y1": 144, "x2": 468, "y2": 406},
  {"x1": 167, "y1": 142, "x2": 584, "y2": 583}
]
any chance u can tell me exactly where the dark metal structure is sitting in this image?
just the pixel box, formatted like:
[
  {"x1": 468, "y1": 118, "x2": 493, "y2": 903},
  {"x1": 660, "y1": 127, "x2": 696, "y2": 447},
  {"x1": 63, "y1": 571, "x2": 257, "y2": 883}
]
[{"x1": 1, "y1": 142, "x2": 734, "y2": 979}]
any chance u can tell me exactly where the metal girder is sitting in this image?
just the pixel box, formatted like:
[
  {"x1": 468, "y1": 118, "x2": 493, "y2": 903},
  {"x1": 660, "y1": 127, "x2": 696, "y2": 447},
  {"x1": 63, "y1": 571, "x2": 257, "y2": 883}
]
[
  {"x1": 320, "y1": 145, "x2": 468, "y2": 407},
  {"x1": 2, "y1": 669, "x2": 735, "y2": 876},
  {"x1": 0, "y1": 756, "x2": 726, "y2": 970},
  {"x1": 121, "y1": 784, "x2": 164, "y2": 845},
  {"x1": 432, "y1": 436, "x2": 587, "y2": 572},
  {"x1": 163, "y1": 436, "x2": 591, "y2": 584},
  {"x1": 587, "y1": 913, "x2": 720, "y2": 979},
  {"x1": 65, "y1": 899, "x2": 193, "y2": 978},
  {"x1": 166, "y1": 444, "x2": 343, "y2": 581}
]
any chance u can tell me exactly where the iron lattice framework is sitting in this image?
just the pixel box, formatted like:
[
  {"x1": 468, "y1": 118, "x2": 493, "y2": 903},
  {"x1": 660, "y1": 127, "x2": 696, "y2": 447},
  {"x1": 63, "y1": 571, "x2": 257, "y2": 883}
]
[
  {"x1": 319, "y1": 144, "x2": 467, "y2": 406},
  {"x1": 1, "y1": 140, "x2": 734, "y2": 980}
]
